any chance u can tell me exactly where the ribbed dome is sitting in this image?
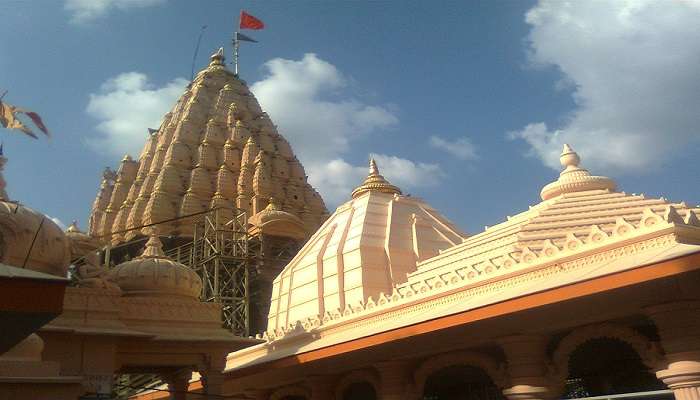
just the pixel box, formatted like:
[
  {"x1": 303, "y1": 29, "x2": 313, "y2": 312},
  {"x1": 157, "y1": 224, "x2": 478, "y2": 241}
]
[
  {"x1": 110, "y1": 234, "x2": 202, "y2": 300},
  {"x1": 248, "y1": 197, "x2": 306, "y2": 240},
  {"x1": 88, "y1": 48, "x2": 328, "y2": 242},
  {"x1": 267, "y1": 160, "x2": 466, "y2": 331}
]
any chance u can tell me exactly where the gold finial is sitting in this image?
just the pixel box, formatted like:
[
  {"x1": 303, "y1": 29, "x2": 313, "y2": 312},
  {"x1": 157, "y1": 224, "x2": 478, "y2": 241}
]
[
  {"x1": 266, "y1": 197, "x2": 281, "y2": 211},
  {"x1": 66, "y1": 220, "x2": 81, "y2": 233},
  {"x1": 351, "y1": 158, "x2": 402, "y2": 199},
  {"x1": 209, "y1": 47, "x2": 225, "y2": 67}
]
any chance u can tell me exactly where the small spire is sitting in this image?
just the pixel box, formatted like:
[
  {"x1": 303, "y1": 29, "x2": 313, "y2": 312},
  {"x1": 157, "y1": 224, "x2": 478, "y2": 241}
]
[
  {"x1": 266, "y1": 197, "x2": 281, "y2": 211},
  {"x1": 351, "y1": 158, "x2": 402, "y2": 199},
  {"x1": 540, "y1": 143, "x2": 617, "y2": 200},
  {"x1": 209, "y1": 47, "x2": 225, "y2": 67},
  {"x1": 369, "y1": 158, "x2": 379, "y2": 175},
  {"x1": 66, "y1": 220, "x2": 81, "y2": 233},
  {"x1": 140, "y1": 231, "x2": 167, "y2": 259},
  {"x1": 121, "y1": 154, "x2": 133, "y2": 162},
  {"x1": 560, "y1": 143, "x2": 581, "y2": 169}
]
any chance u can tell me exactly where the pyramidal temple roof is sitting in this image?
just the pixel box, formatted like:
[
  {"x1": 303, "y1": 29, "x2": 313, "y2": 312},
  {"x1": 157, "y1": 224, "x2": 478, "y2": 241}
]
[
  {"x1": 247, "y1": 145, "x2": 700, "y2": 348},
  {"x1": 88, "y1": 49, "x2": 328, "y2": 243}
]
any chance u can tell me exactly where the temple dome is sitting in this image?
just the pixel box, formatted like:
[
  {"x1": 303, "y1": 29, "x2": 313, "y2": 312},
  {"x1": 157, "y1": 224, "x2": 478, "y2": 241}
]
[
  {"x1": 88, "y1": 47, "x2": 328, "y2": 243},
  {"x1": 267, "y1": 160, "x2": 466, "y2": 331},
  {"x1": 540, "y1": 144, "x2": 617, "y2": 201},
  {"x1": 109, "y1": 233, "x2": 202, "y2": 300},
  {"x1": 248, "y1": 197, "x2": 306, "y2": 240}
]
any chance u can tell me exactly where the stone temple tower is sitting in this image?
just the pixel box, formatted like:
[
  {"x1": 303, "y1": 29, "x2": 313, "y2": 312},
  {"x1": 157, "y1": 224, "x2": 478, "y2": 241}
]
[
  {"x1": 88, "y1": 48, "x2": 327, "y2": 244},
  {"x1": 86, "y1": 48, "x2": 328, "y2": 334}
]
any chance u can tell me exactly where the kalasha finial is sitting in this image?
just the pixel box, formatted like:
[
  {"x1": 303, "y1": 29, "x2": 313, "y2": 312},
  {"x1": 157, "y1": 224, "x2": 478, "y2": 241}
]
[
  {"x1": 351, "y1": 158, "x2": 402, "y2": 199},
  {"x1": 560, "y1": 143, "x2": 581, "y2": 168},
  {"x1": 369, "y1": 158, "x2": 379, "y2": 175},
  {"x1": 140, "y1": 230, "x2": 167, "y2": 259},
  {"x1": 540, "y1": 143, "x2": 617, "y2": 200},
  {"x1": 66, "y1": 220, "x2": 81, "y2": 233},
  {"x1": 210, "y1": 47, "x2": 225, "y2": 66}
]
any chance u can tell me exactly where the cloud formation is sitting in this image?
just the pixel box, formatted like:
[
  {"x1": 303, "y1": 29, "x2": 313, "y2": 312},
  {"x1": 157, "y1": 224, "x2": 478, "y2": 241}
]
[
  {"x1": 65, "y1": 0, "x2": 165, "y2": 23},
  {"x1": 307, "y1": 154, "x2": 444, "y2": 205},
  {"x1": 251, "y1": 53, "x2": 443, "y2": 206},
  {"x1": 429, "y1": 135, "x2": 478, "y2": 160},
  {"x1": 511, "y1": 0, "x2": 700, "y2": 172},
  {"x1": 250, "y1": 53, "x2": 398, "y2": 164},
  {"x1": 86, "y1": 72, "x2": 187, "y2": 157}
]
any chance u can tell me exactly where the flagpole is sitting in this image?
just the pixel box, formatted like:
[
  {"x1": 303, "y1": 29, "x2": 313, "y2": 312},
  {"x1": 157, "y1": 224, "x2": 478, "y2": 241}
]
[{"x1": 234, "y1": 11, "x2": 241, "y2": 76}]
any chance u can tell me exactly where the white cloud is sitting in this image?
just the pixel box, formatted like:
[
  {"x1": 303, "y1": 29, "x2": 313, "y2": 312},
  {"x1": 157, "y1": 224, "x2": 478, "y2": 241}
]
[
  {"x1": 250, "y1": 53, "x2": 443, "y2": 206},
  {"x1": 511, "y1": 0, "x2": 700, "y2": 172},
  {"x1": 307, "y1": 154, "x2": 444, "y2": 206},
  {"x1": 250, "y1": 53, "x2": 398, "y2": 165},
  {"x1": 65, "y1": 0, "x2": 165, "y2": 23},
  {"x1": 429, "y1": 135, "x2": 478, "y2": 160},
  {"x1": 86, "y1": 72, "x2": 188, "y2": 157}
]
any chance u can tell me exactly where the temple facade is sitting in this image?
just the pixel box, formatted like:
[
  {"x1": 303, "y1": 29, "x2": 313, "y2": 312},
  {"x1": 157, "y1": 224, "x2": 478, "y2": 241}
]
[
  {"x1": 88, "y1": 48, "x2": 327, "y2": 245},
  {"x1": 144, "y1": 146, "x2": 700, "y2": 400}
]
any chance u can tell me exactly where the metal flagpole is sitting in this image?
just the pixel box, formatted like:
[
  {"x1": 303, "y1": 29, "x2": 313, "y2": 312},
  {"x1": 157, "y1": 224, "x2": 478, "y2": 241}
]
[{"x1": 233, "y1": 11, "x2": 241, "y2": 76}]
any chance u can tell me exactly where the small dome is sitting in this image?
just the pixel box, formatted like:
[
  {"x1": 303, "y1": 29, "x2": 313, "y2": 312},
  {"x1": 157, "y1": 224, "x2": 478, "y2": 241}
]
[
  {"x1": 110, "y1": 233, "x2": 202, "y2": 300},
  {"x1": 0, "y1": 201, "x2": 71, "y2": 277},
  {"x1": 248, "y1": 197, "x2": 306, "y2": 240},
  {"x1": 540, "y1": 144, "x2": 617, "y2": 201}
]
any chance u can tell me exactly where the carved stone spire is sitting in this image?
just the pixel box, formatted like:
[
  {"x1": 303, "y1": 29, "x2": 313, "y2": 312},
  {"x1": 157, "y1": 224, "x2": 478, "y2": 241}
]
[
  {"x1": 540, "y1": 144, "x2": 617, "y2": 201},
  {"x1": 351, "y1": 158, "x2": 402, "y2": 199}
]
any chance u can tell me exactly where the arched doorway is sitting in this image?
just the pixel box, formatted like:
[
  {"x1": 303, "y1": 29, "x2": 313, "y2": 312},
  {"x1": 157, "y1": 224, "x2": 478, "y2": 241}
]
[
  {"x1": 563, "y1": 338, "x2": 668, "y2": 399},
  {"x1": 422, "y1": 365, "x2": 505, "y2": 400},
  {"x1": 341, "y1": 381, "x2": 377, "y2": 400}
]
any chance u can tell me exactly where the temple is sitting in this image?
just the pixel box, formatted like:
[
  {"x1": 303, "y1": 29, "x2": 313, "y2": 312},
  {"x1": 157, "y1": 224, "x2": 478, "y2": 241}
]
[{"x1": 1, "y1": 47, "x2": 700, "y2": 400}]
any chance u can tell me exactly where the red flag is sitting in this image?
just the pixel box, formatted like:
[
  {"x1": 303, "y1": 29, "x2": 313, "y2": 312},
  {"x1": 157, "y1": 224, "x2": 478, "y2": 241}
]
[
  {"x1": 23, "y1": 111, "x2": 49, "y2": 137},
  {"x1": 240, "y1": 11, "x2": 264, "y2": 30}
]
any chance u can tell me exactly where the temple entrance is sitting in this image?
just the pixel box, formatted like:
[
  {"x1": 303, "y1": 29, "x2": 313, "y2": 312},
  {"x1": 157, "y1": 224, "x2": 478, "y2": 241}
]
[
  {"x1": 422, "y1": 365, "x2": 505, "y2": 400},
  {"x1": 563, "y1": 337, "x2": 669, "y2": 399},
  {"x1": 342, "y1": 381, "x2": 377, "y2": 400}
]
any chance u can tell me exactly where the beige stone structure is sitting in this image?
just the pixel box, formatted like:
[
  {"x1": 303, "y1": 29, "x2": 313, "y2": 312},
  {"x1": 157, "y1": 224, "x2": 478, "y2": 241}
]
[
  {"x1": 88, "y1": 49, "x2": 327, "y2": 245},
  {"x1": 0, "y1": 148, "x2": 259, "y2": 399},
  {"x1": 128, "y1": 145, "x2": 700, "y2": 400}
]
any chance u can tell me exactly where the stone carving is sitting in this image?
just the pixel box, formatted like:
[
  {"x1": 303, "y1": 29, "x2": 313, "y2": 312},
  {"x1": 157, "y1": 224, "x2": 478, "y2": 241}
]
[{"x1": 74, "y1": 251, "x2": 121, "y2": 293}]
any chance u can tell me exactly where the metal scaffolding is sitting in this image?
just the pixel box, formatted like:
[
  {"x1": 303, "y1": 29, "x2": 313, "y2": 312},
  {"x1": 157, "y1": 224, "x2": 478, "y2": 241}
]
[{"x1": 165, "y1": 207, "x2": 252, "y2": 336}]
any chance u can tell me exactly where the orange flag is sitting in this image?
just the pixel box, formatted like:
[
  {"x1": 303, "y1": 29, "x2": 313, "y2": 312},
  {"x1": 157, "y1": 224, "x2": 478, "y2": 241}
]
[{"x1": 0, "y1": 100, "x2": 38, "y2": 139}]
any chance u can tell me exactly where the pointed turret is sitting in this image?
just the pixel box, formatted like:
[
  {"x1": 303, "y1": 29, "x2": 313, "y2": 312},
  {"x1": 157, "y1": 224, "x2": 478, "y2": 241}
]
[{"x1": 351, "y1": 158, "x2": 402, "y2": 199}]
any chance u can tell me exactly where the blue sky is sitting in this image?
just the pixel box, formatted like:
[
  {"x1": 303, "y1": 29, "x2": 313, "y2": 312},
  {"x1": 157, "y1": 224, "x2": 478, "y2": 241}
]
[{"x1": 1, "y1": 0, "x2": 699, "y2": 234}]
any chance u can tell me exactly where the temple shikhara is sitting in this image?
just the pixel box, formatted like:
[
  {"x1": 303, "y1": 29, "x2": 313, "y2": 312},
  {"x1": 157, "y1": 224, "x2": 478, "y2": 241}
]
[{"x1": 1, "y1": 47, "x2": 700, "y2": 400}]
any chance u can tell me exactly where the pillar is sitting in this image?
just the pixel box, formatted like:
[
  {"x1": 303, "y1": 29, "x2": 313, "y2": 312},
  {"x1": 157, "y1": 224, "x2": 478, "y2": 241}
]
[
  {"x1": 307, "y1": 375, "x2": 335, "y2": 400},
  {"x1": 165, "y1": 370, "x2": 192, "y2": 400},
  {"x1": 375, "y1": 360, "x2": 419, "y2": 400},
  {"x1": 199, "y1": 353, "x2": 227, "y2": 398},
  {"x1": 646, "y1": 301, "x2": 700, "y2": 400},
  {"x1": 499, "y1": 335, "x2": 561, "y2": 400}
]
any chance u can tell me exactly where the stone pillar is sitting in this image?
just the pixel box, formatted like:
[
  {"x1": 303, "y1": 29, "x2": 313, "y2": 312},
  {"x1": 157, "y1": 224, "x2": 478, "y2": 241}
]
[
  {"x1": 499, "y1": 335, "x2": 561, "y2": 400},
  {"x1": 165, "y1": 370, "x2": 192, "y2": 400},
  {"x1": 200, "y1": 353, "x2": 227, "y2": 398},
  {"x1": 375, "y1": 360, "x2": 418, "y2": 400},
  {"x1": 646, "y1": 301, "x2": 700, "y2": 400},
  {"x1": 307, "y1": 375, "x2": 335, "y2": 400}
]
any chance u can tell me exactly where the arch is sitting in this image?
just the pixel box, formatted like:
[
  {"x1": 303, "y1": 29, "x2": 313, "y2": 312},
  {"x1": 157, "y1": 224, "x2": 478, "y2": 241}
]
[
  {"x1": 269, "y1": 385, "x2": 310, "y2": 400},
  {"x1": 551, "y1": 323, "x2": 665, "y2": 381},
  {"x1": 414, "y1": 350, "x2": 508, "y2": 394},
  {"x1": 334, "y1": 369, "x2": 380, "y2": 400}
]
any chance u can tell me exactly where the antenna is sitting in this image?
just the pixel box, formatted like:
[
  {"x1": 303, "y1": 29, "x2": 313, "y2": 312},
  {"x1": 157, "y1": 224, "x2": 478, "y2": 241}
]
[{"x1": 190, "y1": 25, "x2": 207, "y2": 81}]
